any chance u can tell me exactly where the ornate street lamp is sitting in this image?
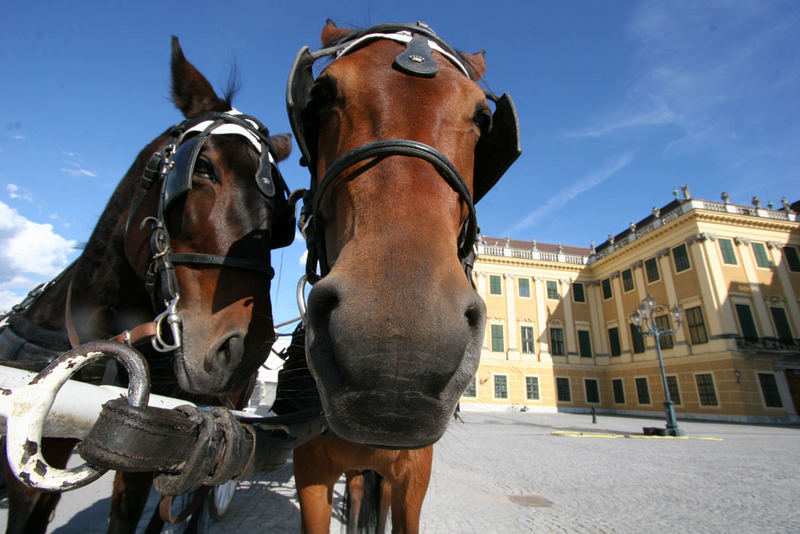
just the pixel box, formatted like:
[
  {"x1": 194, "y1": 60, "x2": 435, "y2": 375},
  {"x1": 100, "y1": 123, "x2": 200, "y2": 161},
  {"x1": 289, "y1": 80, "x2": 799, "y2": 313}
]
[{"x1": 631, "y1": 295, "x2": 685, "y2": 436}]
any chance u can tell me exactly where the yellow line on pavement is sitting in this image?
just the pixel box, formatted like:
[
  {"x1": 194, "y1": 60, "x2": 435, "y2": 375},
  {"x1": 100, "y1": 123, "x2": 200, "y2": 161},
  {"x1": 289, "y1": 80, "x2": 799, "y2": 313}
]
[{"x1": 551, "y1": 430, "x2": 722, "y2": 441}]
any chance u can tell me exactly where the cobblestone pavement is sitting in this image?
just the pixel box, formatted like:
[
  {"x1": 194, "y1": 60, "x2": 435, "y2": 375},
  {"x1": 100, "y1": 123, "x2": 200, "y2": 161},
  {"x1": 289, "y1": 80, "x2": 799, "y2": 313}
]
[{"x1": 3, "y1": 409, "x2": 800, "y2": 533}]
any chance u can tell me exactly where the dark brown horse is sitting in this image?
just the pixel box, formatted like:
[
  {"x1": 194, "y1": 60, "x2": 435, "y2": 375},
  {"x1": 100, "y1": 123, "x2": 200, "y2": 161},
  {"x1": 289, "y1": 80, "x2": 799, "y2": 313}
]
[
  {"x1": 1, "y1": 37, "x2": 294, "y2": 534},
  {"x1": 282, "y1": 20, "x2": 519, "y2": 532}
]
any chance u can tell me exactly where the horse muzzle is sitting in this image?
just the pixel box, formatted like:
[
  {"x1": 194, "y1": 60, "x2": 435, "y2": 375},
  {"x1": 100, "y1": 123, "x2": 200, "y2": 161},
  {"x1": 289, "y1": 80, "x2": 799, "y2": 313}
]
[{"x1": 304, "y1": 273, "x2": 486, "y2": 448}]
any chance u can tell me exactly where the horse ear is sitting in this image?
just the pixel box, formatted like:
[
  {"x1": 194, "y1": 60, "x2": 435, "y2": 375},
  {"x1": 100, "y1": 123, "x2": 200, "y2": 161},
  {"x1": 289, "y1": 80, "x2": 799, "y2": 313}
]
[
  {"x1": 170, "y1": 35, "x2": 228, "y2": 118},
  {"x1": 461, "y1": 50, "x2": 487, "y2": 80},
  {"x1": 321, "y1": 19, "x2": 353, "y2": 47},
  {"x1": 269, "y1": 133, "x2": 292, "y2": 163}
]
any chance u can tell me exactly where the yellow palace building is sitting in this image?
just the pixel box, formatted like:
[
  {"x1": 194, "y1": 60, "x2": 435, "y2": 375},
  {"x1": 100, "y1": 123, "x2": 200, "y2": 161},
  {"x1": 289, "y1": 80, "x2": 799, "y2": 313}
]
[{"x1": 465, "y1": 190, "x2": 800, "y2": 423}]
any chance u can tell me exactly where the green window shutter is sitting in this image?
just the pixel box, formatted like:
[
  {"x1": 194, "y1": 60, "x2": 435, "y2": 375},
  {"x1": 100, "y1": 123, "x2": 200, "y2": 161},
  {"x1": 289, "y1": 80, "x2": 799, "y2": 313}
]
[
  {"x1": 612, "y1": 379, "x2": 625, "y2": 404},
  {"x1": 719, "y1": 238, "x2": 738, "y2": 265},
  {"x1": 518, "y1": 278, "x2": 530, "y2": 297},
  {"x1": 578, "y1": 330, "x2": 592, "y2": 357},
  {"x1": 673, "y1": 244, "x2": 691, "y2": 272},
  {"x1": 630, "y1": 323, "x2": 646, "y2": 353},
  {"x1": 489, "y1": 275, "x2": 502, "y2": 295},
  {"x1": 602, "y1": 278, "x2": 612, "y2": 299},
  {"x1": 784, "y1": 246, "x2": 800, "y2": 272},
  {"x1": 735, "y1": 304, "x2": 759, "y2": 341},
  {"x1": 608, "y1": 327, "x2": 621, "y2": 356},
  {"x1": 491, "y1": 324, "x2": 504, "y2": 352},
  {"x1": 770, "y1": 307, "x2": 793, "y2": 343},
  {"x1": 752, "y1": 242, "x2": 770, "y2": 268},
  {"x1": 572, "y1": 282, "x2": 585, "y2": 302},
  {"x1": 645, "y1": 257, "x2": 660, "y2": 282}
]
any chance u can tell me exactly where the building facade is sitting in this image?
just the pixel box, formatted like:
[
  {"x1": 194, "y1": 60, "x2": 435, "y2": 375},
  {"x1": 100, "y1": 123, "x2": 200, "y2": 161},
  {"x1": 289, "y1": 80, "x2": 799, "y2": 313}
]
[{"x1": 465, "y1": 193, "x2": 800, "y2": 423}]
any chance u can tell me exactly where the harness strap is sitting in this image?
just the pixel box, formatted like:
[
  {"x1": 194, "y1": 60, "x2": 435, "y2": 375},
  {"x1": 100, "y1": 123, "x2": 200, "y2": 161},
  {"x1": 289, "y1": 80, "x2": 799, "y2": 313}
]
[
  {"x1": 79, "y1": 398, "x2": 326, "y2": 495},
  {"x1": 305, "y1": 139, "x2": 477, "y2": 279},
  {"x1": 170, "y1": 253, "x2": 275, "y2": 277}
]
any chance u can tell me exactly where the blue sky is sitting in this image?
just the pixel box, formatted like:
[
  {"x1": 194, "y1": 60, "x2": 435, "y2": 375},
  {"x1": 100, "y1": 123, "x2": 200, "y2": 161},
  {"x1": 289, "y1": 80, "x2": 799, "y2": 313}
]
[{"x1": 1, "y1": 0, "x2": 798, "y2": 324}]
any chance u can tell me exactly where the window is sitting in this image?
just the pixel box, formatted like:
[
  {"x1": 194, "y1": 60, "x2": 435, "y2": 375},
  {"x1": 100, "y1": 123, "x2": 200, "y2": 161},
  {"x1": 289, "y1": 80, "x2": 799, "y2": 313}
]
[
  {"x1": 602, "y1": 278, "x2": 612, "y2": 300},
  {"x1": 526, "y1": 376, "x2": 540, "y2": 400},
  {"x1": 585, "y1": 379, "x2": 600, "y2": 403},
  {"x1": 752, "y1": 242, "x2": 770, "y2": 268},
  {"x1": 695, "y1": 373, "x2": 718, "y2": 406},
  {"x1": 622, "y1": 268, "x2": 634, "y2": 292},
  {"x1": 784, "y1": 246, "x2": 800, "y2": 272},
  {"x1": 770, "y1": 307, "x2": 794, "y2": 343},
  {"x1": 493, "y1": 375, "x2": 508, "y2": 399},
  {"x1": 556, "y1": 377, "x2": 571, "y2": 402},
  {"x1": 735, "y1": 303, "x2": 759, "y2": 341},
  {"x1": 666, "y1": 375, "x2": 681, "y2": 405},
  {"x1": 491, "y1": 324, "x2": 504, "y2": 352},
  {"x1": 546, "y1": 280, "x2": 559, "y2": 300},
  {"x1": 489, "y1": 275, "x2": 502, "y2": 295},
  {"x1": 578, "y1": 330, "x2": 592, "y2": 358},
  {"x1": 550, "y1": 327, "x2": 565, "y2": 356},
  {"x1": 655, "y1": 315, "x2": 674, "y2": 349},
  {"x1": 572, "y1": 282, "x2": 585, "y2": 303},
  {"x1": 719, "y1": 238, "x2": 738, "y2": 265},
  {"x1": 635, "y1": 377, "x2": 650, "y2": 404},
  {"x1": 685, "y1": 306, "x2": 708, "y2": 344},
  {"x1": 612, "y1": 378, "x2": 625, "y2": 404},
  {"x1": 608, "y1": 327, "x2": 621, "y2": 356},
  {"x1": 518, "y1": 278, "x2": 531, "y2": 298},
  {"x1": 463, "y1": 377, "x2": 476, "y2": 397},
  {"x1": 645, "y1": 257, "x2": 660, "y2": 283},
  {"x1": 630, "y1": 323, "x2": 646, "y2": 354},
  {"x1": 520, "y1": 326, "x2": 535, "y2": 354},
  {"x1": 758, "y1": 373, "x2": 783, "y2": 408},
  {"x1": 672, "y1": 244, "x2": 691, "y2": 272}
]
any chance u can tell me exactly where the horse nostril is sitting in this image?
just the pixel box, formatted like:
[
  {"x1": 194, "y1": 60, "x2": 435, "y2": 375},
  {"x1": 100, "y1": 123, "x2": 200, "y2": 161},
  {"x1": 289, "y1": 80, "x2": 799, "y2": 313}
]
[
  {"x1": 307, "y1": 281, "x2": 341, "y2": 327},
  {"x1": 217, "y1": 334, "x2": 244, "y2": 365},
  {"x1": 465, "y1": 302, "x2": 485, "y2": 330}
]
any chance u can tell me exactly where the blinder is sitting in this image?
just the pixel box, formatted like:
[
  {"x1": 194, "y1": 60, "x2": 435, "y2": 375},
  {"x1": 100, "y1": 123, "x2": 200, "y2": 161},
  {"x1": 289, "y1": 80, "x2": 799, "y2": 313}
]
[
  {"x1": 157, "y1": 112, "x2": 295, "y2": 249},
  {"x1": 474, "y1": 92, "x2": 521, "y2": 203}
]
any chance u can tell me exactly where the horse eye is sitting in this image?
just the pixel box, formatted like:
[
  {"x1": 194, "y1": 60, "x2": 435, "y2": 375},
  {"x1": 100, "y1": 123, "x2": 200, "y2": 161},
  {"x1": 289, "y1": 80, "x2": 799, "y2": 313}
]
[
  {"x1": 473, "y1": 108, "x2": 492, "y2": 136},
  {"x1": 193, "y1": 156, "x2": 217, "y2": 182}
]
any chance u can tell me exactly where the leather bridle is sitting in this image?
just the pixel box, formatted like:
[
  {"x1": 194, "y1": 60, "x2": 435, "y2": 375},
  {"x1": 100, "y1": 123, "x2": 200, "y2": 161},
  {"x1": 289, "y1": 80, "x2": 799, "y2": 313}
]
[
  {"x1": 288, "y1": 23, "x2": 502, "y2": 285},
  {"x1": 123, "y1": 111, "x2": 289, "y2": 352},
  {"x1": 296, "y1": 140, "x2": 479, "y2": 283}
]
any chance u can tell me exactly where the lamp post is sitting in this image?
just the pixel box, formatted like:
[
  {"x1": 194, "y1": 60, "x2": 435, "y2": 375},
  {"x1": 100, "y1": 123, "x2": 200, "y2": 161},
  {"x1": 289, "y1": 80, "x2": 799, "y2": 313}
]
[{"x1": 631, "y1": 295, "x2": 684, "y2": 437}]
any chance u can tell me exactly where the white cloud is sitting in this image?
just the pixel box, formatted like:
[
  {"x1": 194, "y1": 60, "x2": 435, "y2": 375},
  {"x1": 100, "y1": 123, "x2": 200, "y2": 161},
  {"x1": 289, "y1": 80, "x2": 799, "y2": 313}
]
[
  {"x1": 567, "y1": 1, "x2": 800, "y2": 160},
  {"x1": 7, "y1": 184, "x2": 33, "y2": 202},
  {"x1": 510, "y1": 152, "x2": 634, "y2": 233},
  {"x1": 0, "y1": 200, "x2": 77, "y2": 311},
  {"x1": 298, "y1": 249, "x2": 308, "y2": 266},
  {"x1": 60, "y1": 167, "x2": 97, "y2": 178}
]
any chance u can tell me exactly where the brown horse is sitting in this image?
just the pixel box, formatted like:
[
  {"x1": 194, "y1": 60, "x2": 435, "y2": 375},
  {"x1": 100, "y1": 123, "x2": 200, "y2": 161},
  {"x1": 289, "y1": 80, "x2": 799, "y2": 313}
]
[
  {"x1": 282, "y1": 20, "x2": 519, "y2": 532},
  {"x1": 287, "y1": 20, "x2": 520, "y2": 449},
  {"x1": 0, "y1": 37, "x2": 294, "y2": 533}
]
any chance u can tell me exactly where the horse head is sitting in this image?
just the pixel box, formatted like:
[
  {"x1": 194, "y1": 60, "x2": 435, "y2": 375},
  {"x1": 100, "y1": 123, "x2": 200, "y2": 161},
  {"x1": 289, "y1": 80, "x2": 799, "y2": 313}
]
[
  {"x1": 288, "y1": 22, "x2": 520, "y2": 447},
  {"x1": 118, "y1": 37, "x2": 294, "y2": 395}
]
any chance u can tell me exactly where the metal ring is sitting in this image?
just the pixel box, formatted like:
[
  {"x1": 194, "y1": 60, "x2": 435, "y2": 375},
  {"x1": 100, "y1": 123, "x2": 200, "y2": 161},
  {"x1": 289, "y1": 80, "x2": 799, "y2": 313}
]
[
  {"x1": 296, "y1": 275, "x2": 308, "y2": 319},
  {"x1": 5, "y1": 341, "x2": 150, "y2": 492}
]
